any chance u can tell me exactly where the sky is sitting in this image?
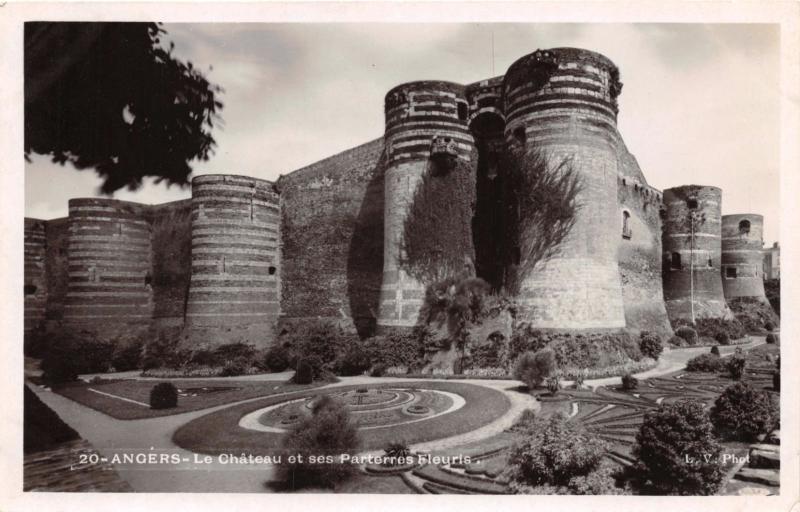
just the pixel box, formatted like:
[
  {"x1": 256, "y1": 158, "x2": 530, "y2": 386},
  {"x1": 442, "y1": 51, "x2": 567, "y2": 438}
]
[{"x1": 24, "y1": 23, "x2": 781, "y2": 244}]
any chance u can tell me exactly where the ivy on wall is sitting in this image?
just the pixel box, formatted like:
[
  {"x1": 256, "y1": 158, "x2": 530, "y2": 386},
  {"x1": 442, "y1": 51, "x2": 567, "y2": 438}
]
[
  {"x1": 500, "y1": 145, "x2": 583, "y2": 294},
  {"x1": 399, "y1": 156, "x2": 477, "y2": 285}
]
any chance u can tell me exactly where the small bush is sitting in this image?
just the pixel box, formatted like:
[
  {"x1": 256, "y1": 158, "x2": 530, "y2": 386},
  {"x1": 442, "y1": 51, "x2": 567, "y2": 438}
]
[
  {"x1": 41, "y1": 332, "x2": 116, "y2": 383},
  {"x1": 694, "y1": 317, "x2": 746, "y2": 341},
  {"x1": 383, "y1": 441, "x2": 411, "y2": 463},
  {"x1": 505, "y1": 412, "x2": 615, "y2": 494},
  {"x1": 293, "y1": 359, "x2": 314, "y2": 385},
  {"x1": 710, "y1": 345, "x2": 720, "y2": 356},
  {"x1": 111, "y1": 341, "x2": 143, "y2": 372},
  {"x1": 764, "y1": 321, "x2": 775, "y2": 332},
  {"x1": 279, "y1": 396, "x2": 359, "y2": 489},
  {"x1": 219, "y1": 360, "x2": 246, "y2": 377},
  {"x1": 686, "y1": 353, "x2": 724, "y2": 373},
  {"x1": 513, "y1": 348, "x2": 556, "y2": 390},
  {"x1": 214, "y1": 343, "x2": 257, "y2": 363},
  {"x1": 363, "y1": 330, "x2": 427, "y2": 372},
  {"x1": 334, "y1": 347, "x2": 372, "y2": 376},
  {"x1": 726, "y1": 355, "x2": 746, "y2": 380},
  {"x1": 639, "y1": 332, "x2": 663, "y2": 361},
  {"x1": 263, "y1": 346, "x2": 291, "y2": 372},
  {"x1": 675, "y1": 326, "x2": 698, "y2": 345},
  {"x1": 632, "y1": 400, "x2": 724, "y2": 495},
  {"x1": 766, "y1": 333, "x2": 778, "y2": 344},
  {"x1": 621, "y1": 373, "x2": 638, "y2": 390},
  {"x1": 714, "y1": 332, "x2": 730, "y2": 346},
  {"x1": 369, "y1": 363, "x2": 387, "y2": 377},
  {"x1": 667, "y1": 335, "x2": 687, "y2": 347},
  {"x1": 710, "y1": 382, "x2": 777, "y2": 441},
  {"x1": 149, "y1": 382, "x2": 178, "y2": 409}
]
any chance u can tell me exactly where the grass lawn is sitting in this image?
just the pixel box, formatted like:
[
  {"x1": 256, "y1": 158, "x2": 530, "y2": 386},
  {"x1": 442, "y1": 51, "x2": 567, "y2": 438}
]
[
  {"x1": 334, "y1": 474, "x2": 415, "y2": 494},
  {"x1": 51, "y1": 379, "x2": 329, "y2": 420},
  {"x1": 173, "y1": 381, "x2": 511, "y2": 455}
]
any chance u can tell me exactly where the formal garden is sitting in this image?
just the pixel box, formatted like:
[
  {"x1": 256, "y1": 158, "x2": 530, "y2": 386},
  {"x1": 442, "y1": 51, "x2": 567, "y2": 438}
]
[{"x1": 24, "y1": 275, "x2": 781, "y2": 494}]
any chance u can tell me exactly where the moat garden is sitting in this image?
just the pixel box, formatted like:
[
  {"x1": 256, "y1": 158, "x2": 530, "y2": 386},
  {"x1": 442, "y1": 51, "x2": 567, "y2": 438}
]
[{"x1": 24, "y1": 318, "x2": 781, "y2": 495}]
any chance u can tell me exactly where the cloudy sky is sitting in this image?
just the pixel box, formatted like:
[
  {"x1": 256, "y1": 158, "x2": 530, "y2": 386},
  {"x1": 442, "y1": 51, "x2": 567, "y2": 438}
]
[{"x1": 24, "y1": 23, "x2": 780, "y2": 243}]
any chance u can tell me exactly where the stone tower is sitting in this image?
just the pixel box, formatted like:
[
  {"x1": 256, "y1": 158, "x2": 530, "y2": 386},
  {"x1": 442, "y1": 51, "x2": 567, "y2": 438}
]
[
  {"x1": 185, "y1": 174, "x2": 281, "y2": 348},
  {"x1": 62, "y1": 198, "x2": 154, "y2": 340},
  {"x1": 661, "y1": 185, "x2": 732, "y2": 322},
  {"x1": 377, "y1": 81, "x2": 475, "y2": 330},
  {"x1": 502, "y1": 48, "x2": 627, "y2": 329},
  {"x1": 721, "y1": 214, "x2": 768, "y2": 301}
]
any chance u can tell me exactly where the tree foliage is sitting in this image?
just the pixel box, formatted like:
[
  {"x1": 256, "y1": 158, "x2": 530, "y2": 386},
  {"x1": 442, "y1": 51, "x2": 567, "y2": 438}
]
[
  {"x1": 632, "y1": 400, "x2": 724, "y2": 495},
  {"x1": 25, "y1": 22, "x2": 223, "y2": 193},
  {"x1": 710, "y1": 382, "x2": 777, "y2": 441},
  {"x1": 505, "y1": 412, "x2": 619, "y2": 494}
]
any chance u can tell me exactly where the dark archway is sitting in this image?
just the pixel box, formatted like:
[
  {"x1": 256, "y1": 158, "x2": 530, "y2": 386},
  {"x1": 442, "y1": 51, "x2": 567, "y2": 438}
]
[{"x1": 470, "y1": 112, "x2": 507, "y2": 292}]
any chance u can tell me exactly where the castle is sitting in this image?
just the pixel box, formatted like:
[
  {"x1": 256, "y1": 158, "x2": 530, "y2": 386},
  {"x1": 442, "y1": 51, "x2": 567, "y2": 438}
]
[{"x1": 23, "y1": 47, "x2": 771, "y2": 350}]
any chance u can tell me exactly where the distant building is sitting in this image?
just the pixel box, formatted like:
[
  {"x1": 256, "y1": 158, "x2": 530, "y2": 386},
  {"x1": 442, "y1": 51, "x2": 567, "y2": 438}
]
[{"x1": 763, "y1": 241, "x2": 780, "y2": 280}]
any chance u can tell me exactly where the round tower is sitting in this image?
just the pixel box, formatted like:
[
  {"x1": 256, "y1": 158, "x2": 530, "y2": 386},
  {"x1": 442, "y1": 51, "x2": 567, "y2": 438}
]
[
  {"x1": 24, "y1": 218, "x2": 47, "y2": 336},
  {"x1": 378, "y1": 81, "x2": 475, "y2": 329},
  {"x1": 501, "y1": 47, "x2": 626, "y2": 329},
  {"x1": 185, "y1": 175, "x2": 281, "y2": 348},
  {"x1": 63, "y1": 198, "x2": 153, "y2": 339},
  {"x1": 661, "y1": 185, "x2": 731, "y2": 321},
  {"x1": 721, "y1": 214, "x2": 767, "y2": 301}
]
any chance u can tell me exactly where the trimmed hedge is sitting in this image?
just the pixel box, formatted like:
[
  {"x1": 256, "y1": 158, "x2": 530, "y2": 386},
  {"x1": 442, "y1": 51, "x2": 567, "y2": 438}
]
[
  {"x1": 686, "y1": 353, "x2": 724, "y2": 373},
  {"x1": 674, "y1": 326, "x2": 698, "y2": 345},
  {"x1": 150, "y1": 382, "x2": 178, "y2": 409}
]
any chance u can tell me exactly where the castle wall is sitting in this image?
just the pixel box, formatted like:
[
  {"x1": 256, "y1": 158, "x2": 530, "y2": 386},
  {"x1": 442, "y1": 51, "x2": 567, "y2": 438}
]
[
  {"x1": 616, "y1": 158, "x2": 671, "y2": 335},
  {"x1": 662, "y1": 185, "x2": 731, "y2": 322},
  {"x1": 721, "y1": 214, "x2": 767, "y2": 301},
  {"x1": 184, "y1": 175, "x2": 280, "y2": 349},
  {"x1": 503, "y1": 48, "x2": 626, "y2": 330},
  {"x1": 144, "y1": 200, "x2": 193, "y2": 327},
  {"x1": 63, "y1": 198, "x2": 154, "y2": 341},
  {"x1": 378, "y1": 81, "x2": 475, "y2": 329},
  {"x1": 24, "y1": 218, "x2": 47, "y2": 336},
  {"x1": 43, "y1": 217, "x2": 70, "y2": 325},
  {"x1": 278, "y1": 139, "x2": 386, "y2": 337}
]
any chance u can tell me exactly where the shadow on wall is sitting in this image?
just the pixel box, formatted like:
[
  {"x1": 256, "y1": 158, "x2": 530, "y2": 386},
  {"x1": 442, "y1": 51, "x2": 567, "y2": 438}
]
[{"x1": 345, "y1": 150, "x2": 387, "y2": 338}]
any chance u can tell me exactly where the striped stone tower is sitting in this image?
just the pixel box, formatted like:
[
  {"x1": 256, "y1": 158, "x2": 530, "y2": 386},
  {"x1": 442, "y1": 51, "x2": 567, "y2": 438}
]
[
  {"x1": 24, "y1": 218, "x2": 47, "y2": 336},
  {"x1": 63, "y1": 199, "x2": 153, "y2": 339},
  {"x1": 378, "y1": 81, "x2": 475, "y2": 330},
  {"x1": 721, "y1": 214, "x2": 768, "y2": 301},
  {"x1": 185, "y1": 175, "x2": 281, "y2": 348},
  {"x1": 661, "y1": 185, "x2": 732, "y2": 321},
  {"x1": 502, "y1": 48, "x2": 626, "y2": 329}
]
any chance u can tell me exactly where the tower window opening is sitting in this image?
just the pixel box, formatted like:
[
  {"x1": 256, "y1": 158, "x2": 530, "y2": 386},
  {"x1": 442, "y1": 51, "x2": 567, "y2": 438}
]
[
  {"x1": 622, "y1": 211, "x2": 632, "y2": 239},
  {"x1": 726, "y1": 267, "x2": 737, "y2": 278},
  {"x1": 144, "y1": 273, "x2": 152, "y2": 287},
  {"x1": 24, "y1": 284, "x2": 37, "y2": 296},
  {"x1": 739, "y1": 219, "x2": 751, "y2": 235},
  {"x1": 457, "y1": 101, "x2": 468, "y2": 121},
  {"x1": 708, "y1": 258, "x2": 713, "y2": 267},
  {"x1": 686, "y1": 198, "x2": 698, "y2": 209},
  {"x1": 268, "y1": 266, "x2": 276, "y2": 276},
  {"x1": 670, "y1": 252, "x2": 681, "y2": 270}
]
